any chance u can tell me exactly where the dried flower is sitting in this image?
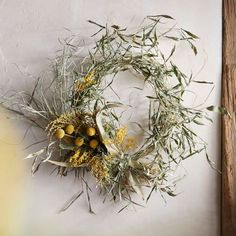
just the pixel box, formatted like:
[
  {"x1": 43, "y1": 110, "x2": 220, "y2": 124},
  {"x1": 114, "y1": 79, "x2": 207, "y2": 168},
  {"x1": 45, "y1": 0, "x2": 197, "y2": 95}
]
[
  {"x1": 88, "y1": 157, "x2": 109, "y2": 182},
  {"x1": 74, "y1": 137, "x2": 84, "y2": 147},
  {"x1": 115, "y1": 127, "x2": 127, "y2": 144},
  {"x1": 68, "y1": 150, "x2": 91, "y2": 167},
  {"x1": 65, "y1": 124, "x2": 75, "y2": 134},
  {"x1": 54, "y1": 128, "x2": 65, "y2": 139},
  {"x1": 46, "y1": 109, "x2": 80, "y2": 137},
  {"x1": 86, "y1": 127, "x2": 96, "y2": 136},
  {"x1": 89, "y1": 139, "x2": 99, "y2": 149},
  {"x1": 75, "y1": 70, "x2": 95, "y2": 92},
  {"x1": 122, "y1": 136, "x2": 137, "y2": 150}
]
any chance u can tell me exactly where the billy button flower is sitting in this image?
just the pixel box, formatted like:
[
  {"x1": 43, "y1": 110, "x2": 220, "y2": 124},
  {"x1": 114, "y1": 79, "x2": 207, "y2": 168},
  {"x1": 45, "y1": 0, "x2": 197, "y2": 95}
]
[
  {"x1": 65, "y1": 124, "x2": 75, "y2": 135},
  {"x1": 75, "y1": 137, "x2": 84, "y2": 147},
  {"x1": 89, "y1": 139, "x2": 99, "y2": 149},
  {"x1": 54, "y1": 128, "x2": 65, "y2": 139},
  {"x1": 86, "y1": 127, "x2": 96, "y2": 136}
]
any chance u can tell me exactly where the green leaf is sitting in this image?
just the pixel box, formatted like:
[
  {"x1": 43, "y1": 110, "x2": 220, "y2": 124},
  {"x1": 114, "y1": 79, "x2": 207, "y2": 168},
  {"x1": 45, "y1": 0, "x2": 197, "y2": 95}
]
[
  {"x1": 166, "y1": 191, "x2": 177, "y2": 197},
  {"x1": 193, "y1": 119, "x2": 205, "y2": 125},
  {"x1": 181, "y1": 148, "x2": 204, "y2": 160},
  {"x1": 146, "y1": 96, "x2": 157, "y2": 100},
  {"x1": 148, "y1": 14, "x2": 174, "y2": 20},
  {"x1": 190, "y1": 43, "x2": 198, "y2": 55},
  {"x1": 118, "y1": 204, "x2": 130, "y2": 213},
  {"x1": 192, "y1": 80, "x2": 214, "y2": 84},
  {"x1": 181, "y1": 29, "x2": 199, "y2": 39},
  {"x1": 160, "y1": 188, "x2": 177, "y2": 197},
  {"x1": 205, "y1": 150, "x2": 221, "y2": 173},
  {"x1": 111, "y1": 25, "x2": 120, "y2": 30},
  {"x1": 206, "y1": 105, "x2": 230, "y2": 116},
  {"x1": 166, "y1": 36, "x2": 179, "y2": 41},
  {"x1": 166, "y1": 45, "x2": 176, "y2": 61}
]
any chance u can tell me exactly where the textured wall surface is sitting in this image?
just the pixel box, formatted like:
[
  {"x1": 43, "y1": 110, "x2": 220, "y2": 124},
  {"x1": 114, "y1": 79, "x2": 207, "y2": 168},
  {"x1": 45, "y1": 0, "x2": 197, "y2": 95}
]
[{"x1": 0, "y1": 1, "x2": 222, "y2": 236}]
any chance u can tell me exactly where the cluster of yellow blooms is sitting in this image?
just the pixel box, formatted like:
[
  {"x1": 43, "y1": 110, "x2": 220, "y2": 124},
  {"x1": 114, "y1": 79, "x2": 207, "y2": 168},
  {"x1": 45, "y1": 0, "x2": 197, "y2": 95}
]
[
  {"x1": 52, "y1": 120, "x2": 110, "y2": 181},
  {"x1": 68, "y1": 150, "x2": 91, "y2": 167},
  {"x1": 103, "y1": 127, "x2": 127, "y2": 145},
  {"x1": 54, "y1": 124, "x2": 99, "y2": 149},
  {"x1": 75, "y1": 70, "x2": 95, "y2": 92},
  {"x1": 51, "y1": 115, "x2": 136, "y2": 182},
  {"x1": 68, "y1": 152, "x2": 110, "y2": 181},
  {"x1": 115, "y1": 127, "x2": 127, "y2": 144},
  {"x1": 88, "y1": 157, "x2": 109, "y2": 182},
  {"x1": 103, "y1": 127, "x2": 137, "y2": 151},
  {"x1": 46, "y1": 110, "x2": 80, "y2": 137}
]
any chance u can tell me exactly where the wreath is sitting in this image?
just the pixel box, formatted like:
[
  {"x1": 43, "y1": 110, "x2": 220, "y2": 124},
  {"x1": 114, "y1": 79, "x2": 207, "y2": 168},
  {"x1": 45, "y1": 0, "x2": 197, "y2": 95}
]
[{"x1": 1, "y1": 15, "x2": 226, "y2": 213}]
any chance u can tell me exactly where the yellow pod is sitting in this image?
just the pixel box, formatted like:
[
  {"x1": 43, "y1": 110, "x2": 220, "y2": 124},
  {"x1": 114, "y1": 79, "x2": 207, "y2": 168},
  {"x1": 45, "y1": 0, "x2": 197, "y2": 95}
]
[
  {"x1": 75, "y1": 137, "x2": 84, "y2": 147},
  {"x1": 65, "y1": 124, "x2": 75, "y2": 134},
  {"x1": 86, "y1": 127, "x2": 96, "y2": 136},
  {"x1": 55, "y1": 129, "x2": 65, "y2": 139},
  {"x1": 89, "y1": 139, "x2": 99, "y2": 149}
]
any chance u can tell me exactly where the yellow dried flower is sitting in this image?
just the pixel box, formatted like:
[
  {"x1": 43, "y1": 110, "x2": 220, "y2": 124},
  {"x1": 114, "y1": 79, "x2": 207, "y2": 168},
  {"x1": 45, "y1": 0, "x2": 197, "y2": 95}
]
[
  {"x1": 68, "y1": 150, "x2": 90, "y2": 167},
  {"x1": 102, "y1": 127, "x2": 128, "y2": 147},
  {"x1": 46, "y1": 109, "x2": 80, "y2": 137},
  {"x1": 75, "y1": 137, "x2": 84, "y2": 147},
  {"x1": 89, "y1": 139, "x2": 99, "y2": 149},
  {"x1": 115, "y1": 127, "x2": 127, "y2": 144},
  {"x1": 84, "y1": 70, "x2": 95, "y2": 83},
  {"x1": 54, "y1": 129, "x2": 65, "y2": 139},
  {"x1": 104, "y1": 155, "x2": 113, "y2": 161},
  {"x1": 88, "y1": 157, "x2": 109, "y2": 181},
  {"x1": 102, "y1": 139, "x2": 114, "y2": 145},
  {"x1": 86, "y1": 127, "x2": 96, "y2": 136},
  {"x1": 75, "y1": 70, "x2": 95, "y2": 92},
  {"x1": 65, "y1": 124, "x2": 75, "y2": 134},
  {"x1": 123, "y1": 136, "x2": 137, "y2": 150}
]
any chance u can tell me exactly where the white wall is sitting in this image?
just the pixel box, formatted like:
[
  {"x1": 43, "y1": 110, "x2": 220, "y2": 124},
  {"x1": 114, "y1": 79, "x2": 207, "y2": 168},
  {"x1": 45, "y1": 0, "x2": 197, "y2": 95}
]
[{"x1": 0, "y1": 1, "x2": 222, "y2": 236}]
